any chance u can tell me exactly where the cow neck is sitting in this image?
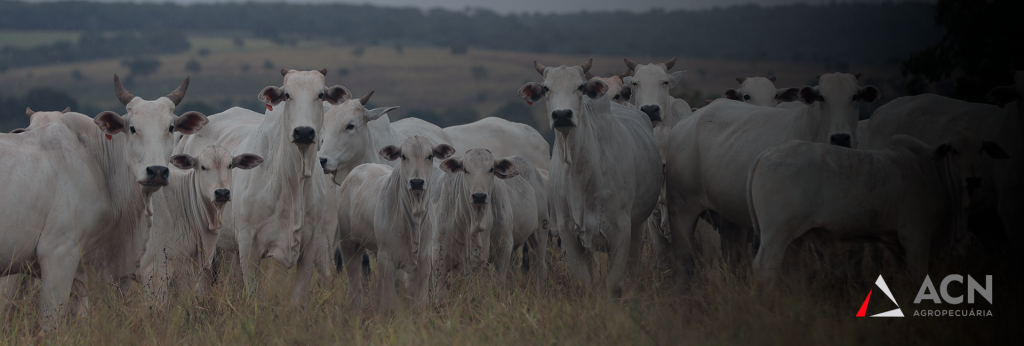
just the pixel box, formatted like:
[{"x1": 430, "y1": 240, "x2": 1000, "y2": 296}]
[
  {"x1": 555, "y1": 97, "x2": 609, "y2": 168},
  {"x1": 367, "y1": 114, "x2": 404, "y2": 166},
  {"x1": 383, "y1": 166, "x2": 428, "y2": 259},
  {"x1": 250, "y1": 103, "x2": 307, "y2": 234},
  {"x1": 434, "y1": 174, "x2": 482, "y2": 263}
]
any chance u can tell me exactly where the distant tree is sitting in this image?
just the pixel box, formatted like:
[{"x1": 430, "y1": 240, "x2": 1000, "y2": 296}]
[
  {"x1": 351, "y1": 47, "x2": 365, "y2": 57},
  {"x1": 198, "y1": 47, "x2": 211, "y2": 57},
  {"x1": 233, "y1": 37, "x2": 245, "y2": 47},
  {"x1": 450, "y1": 43, "x2": 468, "y2": 55},
  {"x1": 185, "y1": 59, "x2": 202, "y2": 73},
  {"x1": 71, "y1": 69, "x2": 84, "y2": 81},
  {"x1": 241, "y1": 63, "x2": 251, "y2": 73},
  {"x1": 470, "y1": 65, "x2": 488, "y2": 81},
  {"x1": 394, "y1": 43, "x2": 403, "y2": 55},
  {"x1": 902, "y1": 0, "x2": 1023, "y2": 101},
  {"x1": 263, "y1": 59, "x2": 275, "y2": 70},
  {"x1": 0, "y1": 88, "x2": 79, "y2": 132},
  {"x1": 337, "y1": 68, "x2": 350, "y2": 76},
  {"x1": 121, "y1": 58, "x2": 161, "y2": 77}
]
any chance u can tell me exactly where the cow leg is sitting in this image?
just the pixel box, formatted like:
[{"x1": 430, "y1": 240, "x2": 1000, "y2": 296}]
[
  {"x1": 37, "y1": 247, "x2": 81, "y2": 331},
  {"x1": 493, "y1": 232, "x2": 514, "y2": 280},
  {"x1": 237, "y1": 237, "x2": 264, "y2": 302},
  {"x1": 68, "y1": 262, "x2": 89, "y2": 319},
  {"x1": 339, "y1": 241, "x2": 365, "y2": 308},
  {"x1": 558, "y1": 230, "x2": 593, "y2": 292},
  {"x1": 375, "y1": 251, "x2": 398, "y2": 312},
  {"x1": 645, "y1": 216, "x2": 667, "y2": 270},
  {"x1": 407, "y1": 253, "x2": 431, "y2": 310},
  {"x1": 753, "y1": 221, "x2": 809, "y2": 286},
  {"x1": 664, "y1": 193, "x2": 703, "y2": 292},
  {"x1": 610, "y1": 215, "x2": 643, "y2": 298},
  {"x1": 527, "y1": 230, "x2": 549, "y2": 291},
  {"x1": 291, "y1": 250, "x2": 314, "y2": 308}
]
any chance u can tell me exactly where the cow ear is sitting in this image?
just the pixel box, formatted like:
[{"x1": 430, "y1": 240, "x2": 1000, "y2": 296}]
[
  {"x1": 439, "y1": 157, "x2": 464, "y2": 174},
  {"x1": 776, "y1": 88, "x2": 801, "y2": 102},
  {"x1": 583, "y1": 79, "x2": 608, "y2": 99},
  {"x1": 858, "y1": 85, "x2": 881, "y2": 103},
  {"x1": 493, "y1": 159, "x2": 520, "y2": 179},
  {"x1": 668, "y1": 71, "x2": 685, "y2": 86},
  {"x1": 170, "y1": 154, "x2": 197, "y2": 170},
  {"x1": 94, "y1": 111, "x2": 126, "y2": 135},
  {"x1": 932, "y1": 143, "x2": 952, "y2": 161},
  {"x1": 433, "y1": 144, "x2": 456, "y2": 160},
  {"x1": 365, "y1": 106, "x2": 399, "y2": 122},
  {"x1": 723, "y1": 89, "x2": 742, "y2": 101},
  {"x1": 379, "y1": 145, "x2": 402, "y2": 161},
  {"x1": 174, "y1": 111, "x2": 209, "y2": 134},
  {"x1": 10, "y1": 128, "x2": 26, "y2": 133},
  {"x1": 231, "y1": 154, "x2": 265, "y2": 169},
  {"x1": 985, "y1": 86, "x2": 1018, "y2": 107},
  {"x1": 258, "y1": 86, "x2": 286, "y2": 106},
  {"x1": 982, "y1": 141, "x2": 1010, "y2": 160},
  {"x1": 518, "y1": 82, "x2": 545, "y2": 104},
  {"x1": 324, "y1": 85, "x2": 352, "y2": 105},
  {"x1": 799, "y1": 86, "x2": 820, "y2": 105}
]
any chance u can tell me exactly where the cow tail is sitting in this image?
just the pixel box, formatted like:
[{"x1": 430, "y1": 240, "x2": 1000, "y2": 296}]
[{"x1": 747, "y1": 150, "x2": 765, "y2": 255}]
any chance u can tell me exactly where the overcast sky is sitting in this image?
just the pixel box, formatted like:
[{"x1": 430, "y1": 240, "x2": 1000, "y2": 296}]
[{"x1": 22, "y1": 0, "x2": 935, "y2": 14}]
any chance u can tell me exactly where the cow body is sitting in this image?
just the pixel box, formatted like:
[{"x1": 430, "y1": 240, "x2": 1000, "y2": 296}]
[{"x1": 443, "y1": 117, "x2": 550, "y2": 171}]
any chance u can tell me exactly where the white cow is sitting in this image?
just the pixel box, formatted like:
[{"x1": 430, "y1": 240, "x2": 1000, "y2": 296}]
[
  {"x1": 0, "y1": 76, "x2": 206, "y2": 329},
  {"x1": 335, "y1": 136, "x2": 454, "y2": 310},
  {"x1": 10, "y1": 107, "x2": 71, "y2": 133},
  {"x1": 866, "y1": 74, "x2": 1024, "y2": 242},
  {"x1": 137, "y1": 145, "x2": 263, "y2": 305},
  {"x1": 443, "y1": 117, "x2": 550, "y2": 171},
  {"x1": 518, "y1": 59, "x2": 663, "y2": 297},
  {"x1": 177, "y1": 69, "x2": 346, "y2": 306},
  {"x1": 661, "y1": 73, "x2": 879, "y2": 289},
  {"x1": 431, "y1": 151, "x2": 548, "y2": 302},
  {"x1": 622, "y1": 57, "x2": 693, "y2": 128},
  {"x1": 749, "y1": 132, "x2": 1008, "y2": 282},
  {"x1": 721, "y1": 76, "x2": 801, "y2": 107}
]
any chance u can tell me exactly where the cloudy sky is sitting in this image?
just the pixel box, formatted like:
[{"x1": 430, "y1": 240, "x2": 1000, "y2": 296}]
[{"x1": 22, "y1": 0, "x2": 934, "y2": 14}]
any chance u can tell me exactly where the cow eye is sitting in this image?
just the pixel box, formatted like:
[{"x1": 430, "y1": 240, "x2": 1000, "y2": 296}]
[
  {"x1": 613, "y1": 95, "x2": 620, "y2": 100},
  {"x1": 200, "y1": 165, "x2": 206, "y2": 171},
  {"x1": 345, "y1": 124, "x2": 355, "y2": 130},
  {"x1": 284, "y1": 93, "x2": 290, "y2": 100},
  {"x1": 228, "y1": 164, "x2": 233, "y2": 169},
  {"x1": 541, "y1": 86, "x2": 549, "y2": 92},
  {"x1": 489, "y1": 168, "x2": 493, "y2": 173},
  {"x1": 743, "y1": 95, "x2": 751, "y2": 100},
  {"x1": 129, "y1": 126, "x2": 136, "y2": 134},
  {"x1": 168, "y1": 125, "x2": 175, "y2": 133},
  {"x1": 401, "y1": 155, "x2": 407, "y2": 160},
  {"x1": 577, "y1": 85, "x2": 584, "y2": 91},
  {"x1": 318, "y1": 92, "x2": 324, "y2": 99},
  {"x1": 427, "y1": 155, "x2": 433, "y2": 160},
  {"x1": 632, "y1": 82, "x2": 638, "y2": 87},
  {"x1": 662, "y1": 82, "x2": 669, "y2": 85}
]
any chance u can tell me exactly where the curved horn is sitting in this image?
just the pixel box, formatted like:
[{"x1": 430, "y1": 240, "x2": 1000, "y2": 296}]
[
  {"x1": 664, "y1": 57, "x2": 677, "y2": 70},
  {"x1": 854, "y1": 72, "x2": 862, "y2": 79},
  {"x1": 166, "y1": 76, "x2": 190, "y2": 106},
  {"x1": 25, "y1": 107, "x2": 34, "y2": 117},
  {"x1": 736, "y1": 77, "x2": 747, "y2": 84},
  {"x1": 318, "y1": 68, "x2": 328, "y2": 76},
  {"x1": 617, "y1": 70, "x2": 631, "y2": 79},
  {"x1": 113, "y1": 75, "x2": 135, "y2": 106},
  {"x1": 62, "y1": 107, "x2": 71, "y2": 113},
  {"x1": 623, "y1": 58, "x2": 638, "y2": 71},
  {"x1": 767, "y1": 75, "x2": 777, "y2": 83},
  {"x1": 534, "y1": 61, "x2": 547, "y2": 76},
  {"x1": 280, "y1": 68, "x2": 290, "y2": 77},
  {"x1": 359, "y1": 90, "x2": 375, "y2": 106},
  {"x1": 580, "y1": 58, "x2": 593, "y2": 73}
]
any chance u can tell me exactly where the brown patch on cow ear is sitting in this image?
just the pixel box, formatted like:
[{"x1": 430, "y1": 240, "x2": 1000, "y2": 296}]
[
  {"x1": 982, "y1": 141, "x2": 1010, "y2": 160},
  {"x1": 858, "y1": 85, "x2": 881, "y2": 103},
  {"x1": 799, "y1": 86, "x2": 820, "y2": 105},
  {"x1": 439, "y1": 157, "x2": 464, "y2": 174},
  {"x1": 94, "y1": 111, "x2": 126, "y2": 135},
  {"x1": 324, "y1": 85, "x2": 353, "y2": 105},
  {"x1": 317, "y1": 68, "x2": 328, "y2": 76},
  {"x1": 985, "y1": 86, "x2": 1018, "y2": 107},
  {"x1": 170, "y1": 154, "x2": 197, "y2": 170},
  {"x1": 518, "y1": 83, "x2": 545, "y2": 104},
  {"x1": 492, "y1": 159, "x2": 519, "y2": 179},
  {"x1": 25, "y1": 107, "x2": 34, "y2": 117},
  {"x1": 584, "y1": 79, "x2": 608, "y2": 99},
  {"x1": 433, "y1": 144, "x2": 456, "y2": 160},
  {"x1": 258, "y1": 86, "x2": 286, "y2": 106},
  {"x1": 723, "y1": 89, "x2": 741, "y2": 100},
  {"x1": 62, "y1": 107, "x2": 71, "y2": 113},
  {"x1": 379, "y1": 145, "x2": 402, "y2": 161},
  {"x1": 174, "y1": 111, "x2": 209, "y2": 134},
  {"x1": 280, "y1": 68, "x2": 291, "y2": 77},
  {"x1": 932, "y1": 143, "x2": 952, "y2": 161},
  {"x1": 232, "y1": 154, "x2": 265, "y2": 169}
]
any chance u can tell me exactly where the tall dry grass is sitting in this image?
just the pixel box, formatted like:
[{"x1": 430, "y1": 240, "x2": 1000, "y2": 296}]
[{"x1": 1, "y1": 241, "x2": 1018, "y2": 345}]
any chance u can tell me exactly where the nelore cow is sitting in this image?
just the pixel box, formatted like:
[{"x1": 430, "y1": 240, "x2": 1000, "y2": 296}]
[
  {"x1": 0, "y1": 76, "x2": 206, "y2": 330},
  {"x1": 177, "y1": 69, "x2": 344, "y2": 306},
  {"x1": 622, "y1": 57, "x2": 692, "y2": 128},
  {"x1": 748, "y1": 131, "x2": 1008, "y2": 283},
  {"x1": 10, "y1": 107, "x2": 72, "y2": 133},
  {"x1": 586, "y1": 71, "x2": 633, "y2": 106},
  {"x1": 865, "y1": 71, "x2": 1024, "y2": 243},
  {"x1": 519, "y1": 59, "x2": 662, "y2": 297},
  {"x1": 721, "y1": 76, "x2": 801, "y2": 108},
  {"x1": 336, "y1": 136, "x2": 454, "y2": 310},
  {"x1": 137, "y1": 146, "x2": 263, "y2": 306},
  {"x1": 430, "y1": 151, "x2": 548, "y2": 302},
  {"x1": 661, "y1": 73, "x2": 879, "y2": 289}
]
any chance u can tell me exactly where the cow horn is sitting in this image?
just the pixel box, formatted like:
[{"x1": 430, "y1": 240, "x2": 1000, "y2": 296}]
[
  {"x1": 114, "y1": 75, "x2": 135, "y2": 106},
  {"x1": 815, "y1": 73, "x2": 823, "y2": 79},
  {"x1": 166, "y1": 76, "x2": 190, "y2": 106},
  {"x1": 624, "y1": 58, "x2": 638, "y2": 71},
  {"x1": 359, "y1": 90, "x2": 375, "y2": 106},
  {"x1": 618, "y1": 70, "x2": 631, "y2": 79},
  {"x1": 534, "y1": 61, "x2": 547, "y2": 76},
  {"x1": 280, "y1": 68, "x2": 290, "y2": 77},
  {"x1": 854, "y1": 72, "x2": 862, "y2": 79},
  {"x1": 767, "y1": 76, "x2": 777, "y2": 83},
  {"x1": 664, "y1": 57, "x2": 676, "y2": 70},
  {"x1": 580, "y1": 58, "x2": 593, "y2": 73},
  {"x1": 584, "y1": 71, "x2": 595, "y2": 80},
  {"x1": 25, "y1": 107, "x2": 34, "y2": 117},
  {"x1": 62, "y1": 107, "x2": 71, "y2": 113},
  {"x1": 318, "y1": 68, "x2": 328, "y2": 76},
  {"x1": 736, "y1": 77, "x2": 746, "y2": 84}
]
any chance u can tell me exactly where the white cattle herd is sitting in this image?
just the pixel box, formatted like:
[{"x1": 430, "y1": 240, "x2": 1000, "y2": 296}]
[{"x1": 0, "y1": 59, "x2": 1019, "y2": 329}]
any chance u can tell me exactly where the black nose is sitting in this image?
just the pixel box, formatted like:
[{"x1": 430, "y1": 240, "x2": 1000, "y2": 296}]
[
  {"x1": 830, "y1": 134, "x2": 851, "y2": 148},
  {"x1": 472, "y1": 193, "x2": 487, "y2": 204},
  {"x1": 292, "y1": 126, "x2": 316, "y2": 144},
  {"x1": 552, "y1": 109, "x2": 574, "y2": 128},
  {"x1": 319, "y1": 157, "x2": 328, "y2": 169},
  {"x1": 214, "y1": 188, "x2": 231, "y2": 202},
  {"x1": 966, "y1": 177, "x2": 982, "y2": 190},
  {"x1": 640, "y1": 105, "x2": 661, "y2": 122},
  {"x1": 410, "y1": 178, "x2": 425, "y2": 190},
  {"x1": 145, "y1": 165, "x2": 170, "y2": 184}
]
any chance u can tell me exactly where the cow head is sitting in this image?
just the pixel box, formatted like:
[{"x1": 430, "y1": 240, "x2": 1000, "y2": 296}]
[
  {"x1": 380, "y1": 136, "x2": 454, "y2": 217},
  {"x1": 519, "y1": 59, "x2": 608, "y2": 133},
  {"x1": 258, "y1": 68, "x2": 346, "y2": 177},
  {"x1": 95, "y1": 75, "x2": 208, "y2": 193},
  {"x1": 798, "y1": 73, "x2": 879, "y2": 148},
  {"x1": 439, "y1": 149, "x2": 519, "y2": 213},
  {"x1": 589, "y1": 72, "x2": 632, "y2": 106},
  {"x1": 621, "y1": 57, "x2": 684, "y2": 126},
  {"x1": 17, "y1": 107, "x2": 70, "y2": 133},
  {"x1": 318, "y1": 89, "x2": 398, "y2": 185},
  {"x1": 722, "y1": 76, "x2": 800, "y2": 107},
  {"x1": 170, "y1": 146, "x2": 263, "y2": 229},
  {"x1": 932, "y1": 130, "x2": 1009, "y2": 191}
]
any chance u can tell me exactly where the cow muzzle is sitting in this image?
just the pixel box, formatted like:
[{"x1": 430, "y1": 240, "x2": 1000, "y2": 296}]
[
  {"x1": 141, "y1": 165, "x2": 170, "y2": 187},
  {"x1": 640, "y1": 105, "x2": 662, "y2": 123},
  {"x1": 471, "y1": 192, "x2": 487, "y2": 204},
  {"x1": 409, "y1": 178, "x2": 425, "y2": 191},
  {"x1": 830, "y1": 133, "x2": 852, "y2": 148},
  {"x1": 292, "y1": 126, "x2": 316, "y2": 144},
  {"x1": 552, "y1": 109, "x2": 574, "y2": 130},
  {"x1": 214, "y1": 188, "x2": 231, "y2": 203}
]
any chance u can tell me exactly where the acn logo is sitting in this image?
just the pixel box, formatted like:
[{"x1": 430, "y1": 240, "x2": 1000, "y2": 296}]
[{"x1": 856, "y1": 275, "x2": 904, "y2": 317}]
